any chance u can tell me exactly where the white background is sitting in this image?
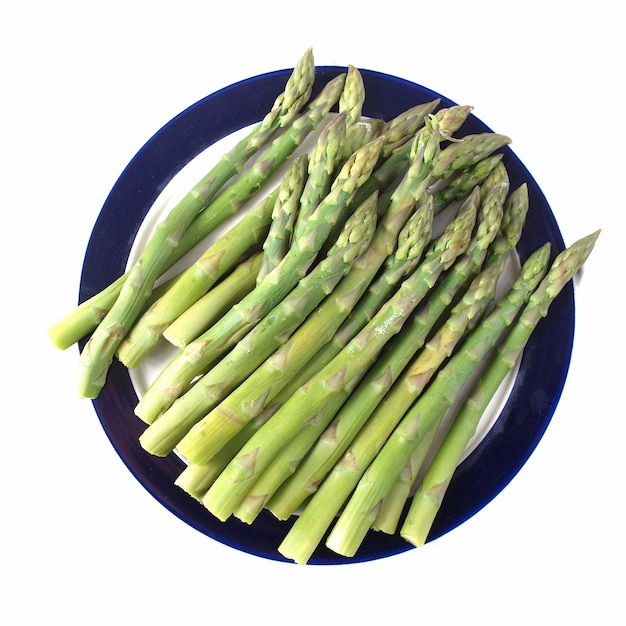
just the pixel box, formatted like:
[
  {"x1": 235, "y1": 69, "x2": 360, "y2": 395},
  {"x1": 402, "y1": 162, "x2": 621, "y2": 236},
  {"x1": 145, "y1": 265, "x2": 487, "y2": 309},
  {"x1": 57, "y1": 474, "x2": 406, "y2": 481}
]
[{"x1": 3, "y1": 1, "x2": 623, "y2": 623}]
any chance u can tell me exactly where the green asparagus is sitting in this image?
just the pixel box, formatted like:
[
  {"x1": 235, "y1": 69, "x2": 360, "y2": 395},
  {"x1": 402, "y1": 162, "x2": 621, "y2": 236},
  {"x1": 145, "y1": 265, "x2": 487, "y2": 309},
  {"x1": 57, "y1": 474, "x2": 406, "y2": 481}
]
[
  {"x1": 238, "y1": 236, "x2": 505, "y2": 525},
  {"x1": 139, "y1": 188, "x2": 378, "y2": 456},
  {"x1": 268, "y1": 167, "x2": 512, "y2": 521},
  {"x1": 134, "y1": 132, "x2": 382, "y2": 427},
  {"x1": 48, "y1": 49, "x2": 316, "y2": 354},
  {"x1": 163, "y1": 252, "x2": 263, "y2": 348},
  {"x1": 400, "y1": 229, "x2": 600, "y2": 547},
  {"x1": 200, "y1": 197, "x2": 476, "y2": 521},
  {"x1": 278, "y1": 241, "x2": 550, "y2": 563},
  {"x1": 114, "y1": 74, "x2": 347, "y2": 371},
  {"x1": 172, "y1": 115, "x2": 449, "y2": 464},
  {"x1": 323, "y1": 245, "x2": 553, "y2": 558},
  {"x1": 76, "y1": 78, "x2": 342, "y2": 398}
]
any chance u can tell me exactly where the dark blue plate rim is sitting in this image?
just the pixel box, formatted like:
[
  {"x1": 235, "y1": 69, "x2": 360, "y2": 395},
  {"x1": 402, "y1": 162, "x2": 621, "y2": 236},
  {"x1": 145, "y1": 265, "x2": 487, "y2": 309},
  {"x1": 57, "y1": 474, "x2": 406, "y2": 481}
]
[{"x1": 79, "y1": 66, "x2": 574, "y2": 565}]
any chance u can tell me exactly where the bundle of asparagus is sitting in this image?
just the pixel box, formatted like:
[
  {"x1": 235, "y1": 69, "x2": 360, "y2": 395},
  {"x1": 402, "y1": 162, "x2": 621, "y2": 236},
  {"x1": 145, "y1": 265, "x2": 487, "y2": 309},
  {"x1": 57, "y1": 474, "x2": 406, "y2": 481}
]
[{"x1": 49, "y1": 48, "x2": 599, "y2": 564}]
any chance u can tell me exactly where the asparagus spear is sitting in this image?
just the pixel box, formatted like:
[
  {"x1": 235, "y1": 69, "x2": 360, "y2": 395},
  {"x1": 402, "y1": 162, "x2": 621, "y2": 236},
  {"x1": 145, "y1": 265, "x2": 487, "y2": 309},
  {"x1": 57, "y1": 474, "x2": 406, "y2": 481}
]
[
  {"x1": 277, "y1": 241, "x2": 549, "y2": 563},
  {"x1": 370, "y1": 426, "x2": 439, "y2": 533},
  {"x1": 237, "y1": 243, "x2": 505, "y2": 525},
  {"x1": 231, "y1": 193, "x2": 437, "y2": 523},
  {"x1": 47, "y1": 49, "x2": 316, "y2": 353},
  {"x1": 340, "y1": 119, "x2": 385, "y2": 162},
  {"x1": 378, "y1": 100, "x2": 442, "y2": 158},
  {"x1": 163, "y1": 252, "x2": 263, "y2": 348},
  {"x1": 174, "y1": 400, "x2": 280, "y2": 500},
  {"x1": 137, "y1": 136, "x2": 383, "y2": 430},
  {"x1": 135, "y1": 134, "x2": 383, "y2": 425},
  {"x1": 119, "y1": 166, "x2": 295, "y2": 355},
  {"x1": 339, "y1": 65, "x2": 366, "y2": 127},
  {"x1": 176, "y1": 116, "x2": 505, "y2": 478},
  {"x1": 163, "y1": 71, "x2": 360, "y2": 347},
  {"x1": 114, "y1": 75, "x2": 347, "y2": 371},
  {"x1": 281, "y1": 158, "x2": 511, "y2": 429},
  {"x1": 268, "y1": 251, "x2": 505, "y2": 527},
  {"x1": 367, "y1": 183, "x2": 530, "y2": 534},
  {"x1": 255, "y1": 156, "x2": 311, "y2": 283},
  {"x1": 400, "y1": 229, "x2": 600, "y2": 547},
  {"x1": 293, "y1": 66, "x2": 364, "y2": 237},
  {"x1": 324, "y1": 244, "x2": 554, "y2": 558},
  {"x1": 139, "y1": 188, "x2": 378, "y2": 456},
  {"x1": 174, "y1": 194, "x2": 436, "y2": 503},
  {"x1": 369, "y1": 177, "x2": 526, "y2": 534},
  {"x1": 75, "y1": 69, "x2": 344, "y2": 398},
  {"x1": 172, "y1": 116, "x2": 449, "y2": 464},
  {"x1": 332, "y1": 65, "x2": 369, "y2": 163},
  {"x1": 268, "y1": 167, "x2": 512, "y2": 520},
  {"x1": 179, "y1": 111, "x2": 481, "y2": 465},
  {"x1": 199, "y1": 197, "x2": 476, "y2": 522},
  {"x1": 311, "y1": 100, "x2": 447, "y2": 254},
  {"x1": 135, "y1": 111, "x2": 455, "y2": 430}
]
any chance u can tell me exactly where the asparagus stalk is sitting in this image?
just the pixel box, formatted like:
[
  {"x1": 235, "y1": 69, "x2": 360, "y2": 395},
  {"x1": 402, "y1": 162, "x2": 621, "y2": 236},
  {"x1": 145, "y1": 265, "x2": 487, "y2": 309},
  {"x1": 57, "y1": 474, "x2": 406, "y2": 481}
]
[
  {"x1": 139, "y1": 188, "x2": 378, "y2": 456},
  {"x1": 371, "y1": 420, "x2": 438, "y2": 534},
  {"x1": 167, "y1": 110, "x2": 352, "y2": 348},
  {"x1": 174, "y1": 402, "x2": 278, "y2": 500},
  {"x1": 339, "y1": 65, "x2": 366, "y2": 128},
  {"x1": 136, "y1": 111, "x2": 452, "y2": 431},
  {"x1": 200, "y1": 197, "x2": 476, "y2": 522},
  {"x1": 47, "y1": 49, "x2": 316, "y2": 353},
  {"x1": 292, "y1": 66, "x2": 364, "y2": 237},
  {"x1": 283, "y1": 158, "x2": 509, "y2": 423},
  {"x1": 270, "y1": 251, "x2": 504, "y2": 527},
  {"x1": 400, "y1": 229, "x2": 600, "y2": 547},
  {"x1": 237, "y1": 235, "x2": 505, "y2": 525},
  {"x1": 161, "y1": 155, "x2": 308, "y2": 342},
  {"x1": 232, "y1": 193, "x2": 438, "y2": 523},
  {"x1": 486, "y1": 183, "x2": 529, "y2": 262},
  {"x1": 137, "y1": 134, "x2": 383, "y2": 431},
  {"x1": 370, "y1": 175, "x2": 531, "y2": 534},
  {"x1": 200, "y1": 111, "x2": 482, "y2": 453},
  {"x1": 114, "y1": 74, "x2": 347, "y2": 371},
  {"x1": 75, "y1": 70, "x2": 344, "y2": 398},
  {"x1": 337, "y1": 157, "x2": 504, "y2": 342},
  {"x1": 255, "y1": 155, "x2": 312, "y2": 283},
  {"x1": 135, "y1": 133, "x2": 382, "y2": 428},
  {"x1": 118, "y1": 172, "x2": 289, "y2": 354},
  {"x1": 324, "y1": 244, "x2": 554, "y2": 558},
  {"x1": 369, "y1": 179, "x2": 525, "y2": 534},
  {"x1": 163, "y1": 252, "x2": 263, "y2": 348},
  {"x1": 340, "y1": 119, "x2": 385, "y2": 162},
  {"x1": 313, "y1": 100, "x2": 447, "y2": 256},
  {"x1": 277, "y1": 241, "x2": 549, "y2": 563},
  {"x1": 335, "y1": 65, "x2": 368, "y2": 161},
  {"x1": 175, "y1": 195, "x2": 434, "y2": 503},
  {"x1": 172, "y1": 116, "x2": 449, "y2": 464},
  {"x1": 268, "y1": 168, "x2": 512, "y2": 520}
]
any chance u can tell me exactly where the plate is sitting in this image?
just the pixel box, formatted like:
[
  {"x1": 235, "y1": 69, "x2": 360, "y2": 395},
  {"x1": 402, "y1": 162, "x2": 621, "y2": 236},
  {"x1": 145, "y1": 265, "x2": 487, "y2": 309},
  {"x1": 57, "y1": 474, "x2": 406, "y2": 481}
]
[{"x1": 79, "y1": 66, "x2": 574, "y2": 565}]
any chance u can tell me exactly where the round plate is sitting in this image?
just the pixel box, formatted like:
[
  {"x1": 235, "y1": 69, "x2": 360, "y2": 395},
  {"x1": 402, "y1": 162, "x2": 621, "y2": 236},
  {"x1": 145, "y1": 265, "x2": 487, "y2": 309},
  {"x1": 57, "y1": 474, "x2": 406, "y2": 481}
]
[{"x1": 79, "y1": 66, "x2": 574, "y2": 565}]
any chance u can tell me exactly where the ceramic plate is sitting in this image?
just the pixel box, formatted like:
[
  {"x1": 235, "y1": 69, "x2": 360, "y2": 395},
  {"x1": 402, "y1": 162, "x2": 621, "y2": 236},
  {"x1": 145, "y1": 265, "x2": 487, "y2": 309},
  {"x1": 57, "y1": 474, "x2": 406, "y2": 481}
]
[{"x1": 79, "y1": 66, "x2": 574, "y2": 564}]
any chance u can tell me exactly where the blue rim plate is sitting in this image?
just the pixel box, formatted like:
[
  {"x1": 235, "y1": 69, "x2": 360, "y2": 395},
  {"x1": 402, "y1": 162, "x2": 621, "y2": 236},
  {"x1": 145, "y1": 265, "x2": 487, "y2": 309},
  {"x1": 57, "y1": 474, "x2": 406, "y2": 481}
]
[{"x1": 79, "y1": 67, "x2": 574, "y2": 565}]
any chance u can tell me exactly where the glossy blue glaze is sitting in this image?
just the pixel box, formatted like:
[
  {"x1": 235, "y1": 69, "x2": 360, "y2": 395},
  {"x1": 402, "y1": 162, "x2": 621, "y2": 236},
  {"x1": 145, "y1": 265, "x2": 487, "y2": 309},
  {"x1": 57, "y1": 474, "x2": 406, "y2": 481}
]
[{"x1": 79, "y1": 67, "x2": 574, "y2": 565}]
